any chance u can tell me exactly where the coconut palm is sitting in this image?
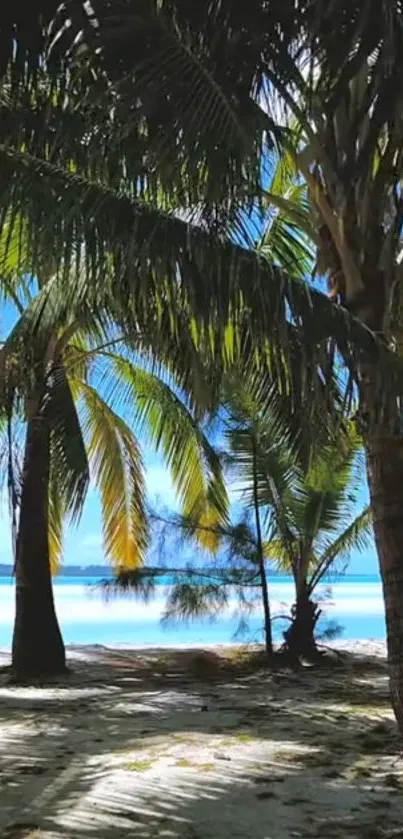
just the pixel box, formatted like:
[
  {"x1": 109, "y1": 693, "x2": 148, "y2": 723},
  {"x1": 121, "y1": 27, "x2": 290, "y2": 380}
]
[
  {"x1": 1, "y1": 262, "x2": 228, "y2": 681},
  {"x1": 219, "y1": 376, "x2": 371, "y2": 660},
  {"x1": 107, "y1": 388, "x2": 370, "y2": 663},
  {"x1": 264, "y1": 433, "x2": 373, "y2": 660},
  {"x1": 97, "y1": 167, "x2": 342, "y2": 662},
  {"x1": 222, "y1": 406, "x2": 293, "y2": 659},
  {"x1": 4, "y1": 1, "x2": 403, "y2": 723},
  {"x1": 63, "y1": 0, "x2": 403, "y2": 727}
]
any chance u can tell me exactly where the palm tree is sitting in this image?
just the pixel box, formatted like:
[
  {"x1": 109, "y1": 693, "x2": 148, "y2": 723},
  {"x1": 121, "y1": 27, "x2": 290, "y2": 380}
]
[
  {"x1": 4, "y1": 1, "x2": 403, "y2": 723},
  {"x1": 219, "y1": 374, "x2": 372, "y2": 661},
  {"x1": 1, "y1": 265, "x2": 227, "y2": 681},
  {"x1": 97, "y1": 179, "x2": 342, "y2": 662},
  {"x1": 264, "y1": 433, "x2": 373, "y2": 661},
  {"x1": 220, "y1": 381, "x2": 295, "y2": 659},
  {"x1": 108, "y1": 393, "x2": 369, "y2": 662},
  {"x1": 0, "y1": 7, "x2": 391, "y2": 383},
  {"x1": 59, "y1": 0, "x2": 403, "y2": 726}
]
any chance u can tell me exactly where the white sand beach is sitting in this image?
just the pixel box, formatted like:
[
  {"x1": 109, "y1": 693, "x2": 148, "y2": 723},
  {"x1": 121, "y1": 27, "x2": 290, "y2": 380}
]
[{"x1": 0, "y1": 641, "x2": 402, "y2": 839}]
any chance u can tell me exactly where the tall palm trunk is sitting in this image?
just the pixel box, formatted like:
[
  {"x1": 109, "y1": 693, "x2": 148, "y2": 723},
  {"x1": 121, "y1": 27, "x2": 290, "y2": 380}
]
[
  {"x1": 365, "y1": 425, "x2": 403, "y2": 731},
  {"x1": 11, "y1": 405, "x2": 66, "y2": 681},
  {"x1": 350, "y1": 274, "x2": 403, "y2": 729},
  {"x1": 252, "y1": 436, "x2": 273, "y2": 660},
  {"x1": 348, "y1": 272, "x2": 403, "y2": 728}
]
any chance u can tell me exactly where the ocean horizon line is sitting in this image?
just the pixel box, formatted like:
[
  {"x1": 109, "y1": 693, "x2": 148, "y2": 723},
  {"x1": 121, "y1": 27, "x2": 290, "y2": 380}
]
[{"x1": 0, "y1": 565, "x2": 382, "y2": 580}]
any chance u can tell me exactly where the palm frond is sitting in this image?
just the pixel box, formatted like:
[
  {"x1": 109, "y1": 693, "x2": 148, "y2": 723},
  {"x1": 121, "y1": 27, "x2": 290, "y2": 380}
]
[
  {"x1": 75, "y1": 378, "x2": 148, "y2": 570},
  {"x1": 49, "y1": 0, "x2": 279, "y2": 209},
  {"x1": 309, "y1": 506, "x2": 373, "y2": 589},
  {"x1": 47, "y1": 363, "x2": 90, "y2": 523},
  {"x1": 0, "y1": 265, "x2": 109, "y2": 413},
  {"x1": 289, "y1": 425, "x2": 363, "y2": 551},
  {"x1": 224, "y1": 388, "x2": 297, "y2": 529},
  {"x1": 98, "y1": 354, "x2": 229, "y2": 532},
  {"x1": 48, "y1": 470, "x2": 64, "y2": 575},
  {"x1": 62, "y1": 331, "x2": 97, "y2": 383},
  {"x1": 1, "y1": 142, "x2": 402, "y2": 419},
  {"x1": 263, "y1": 536, "x2": 296, "y2": 573},
  {"x1": 259, "y1": 155, "x2": 317, "y2": 280}
]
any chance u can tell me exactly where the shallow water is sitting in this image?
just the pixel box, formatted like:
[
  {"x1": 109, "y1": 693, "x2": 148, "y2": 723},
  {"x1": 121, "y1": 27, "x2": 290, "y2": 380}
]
[{"x1": 0, "y1": 573, "x2": 385, "y2": 648}]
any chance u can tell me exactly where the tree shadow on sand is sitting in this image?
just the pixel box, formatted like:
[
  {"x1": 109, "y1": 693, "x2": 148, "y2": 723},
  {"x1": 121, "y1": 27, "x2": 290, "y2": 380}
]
[{"x1": 0, "y1": 647, "x2": 402, "y2": 839}]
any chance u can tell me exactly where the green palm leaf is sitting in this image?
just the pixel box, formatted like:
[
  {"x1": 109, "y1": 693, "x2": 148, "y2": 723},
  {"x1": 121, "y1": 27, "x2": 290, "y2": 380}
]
[
  {"x1": 1, "y1": 142, "x2": 401, "y2": 413},
  {"x1": 99, "y1": 354, "x2": 229, "y2": 536},
  {"x1": 48, "y1": 469, "x2": 64, "y2": 574},
  {"x1": 309, "y1": 506, "x2": 373, "y2": 590},
  {"x1": 47, "y1": 363, "x2": 90, "y2": 523},
  {"x1": 75, "y1": 379, "x2": 148, "y2": 570},
  {"x1": 259, "y1": 155, "x2": 317, "y2": 280}
]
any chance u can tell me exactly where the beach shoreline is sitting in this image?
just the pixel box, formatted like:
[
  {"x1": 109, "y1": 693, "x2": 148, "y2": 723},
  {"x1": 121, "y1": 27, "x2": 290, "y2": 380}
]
[
  {"x1": 0, "y1": 637, "x2": 389, "y2": 662},
  {"x1": 0, "y1": 574, "x2": 388, "y2": 649}
]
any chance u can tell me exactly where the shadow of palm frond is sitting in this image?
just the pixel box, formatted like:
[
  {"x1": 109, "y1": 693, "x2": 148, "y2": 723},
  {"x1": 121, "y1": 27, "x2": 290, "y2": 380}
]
[{"x1": 0, "y1": 647, "x2": 402, "y2": 839}]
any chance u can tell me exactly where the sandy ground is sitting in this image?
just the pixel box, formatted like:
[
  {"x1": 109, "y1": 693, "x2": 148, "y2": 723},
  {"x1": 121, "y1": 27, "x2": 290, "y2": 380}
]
[{"x1": 0, "y1": 642, "x2": 402, "y2": 839}]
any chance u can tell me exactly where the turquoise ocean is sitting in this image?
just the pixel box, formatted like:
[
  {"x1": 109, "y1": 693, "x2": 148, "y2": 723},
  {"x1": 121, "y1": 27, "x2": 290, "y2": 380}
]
[{"x1": 0, "y1": 573, "x2": 385, "y2": 648}]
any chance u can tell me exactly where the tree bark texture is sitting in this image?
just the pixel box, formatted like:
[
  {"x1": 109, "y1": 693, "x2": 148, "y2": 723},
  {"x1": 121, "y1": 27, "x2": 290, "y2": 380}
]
[
  {"x1": 283, "y1": 587, "x2": 321, "y2": 662},
  {"x1": 366, "y1": 432, "x2": 403, "y2": 731},
  {"x1": 11, "y1": 410, "x2": 66, "y2": 681},
  {"x1": 343, "y1": 264, "x2": 403, "y2": 728}
]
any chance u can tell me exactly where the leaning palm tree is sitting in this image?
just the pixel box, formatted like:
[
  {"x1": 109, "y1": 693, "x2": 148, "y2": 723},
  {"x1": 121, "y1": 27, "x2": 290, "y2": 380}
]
[
  {"x1": 1, "y1": 262, "x2": 227, "y2": 681},
  {"x1": 264, "y1": 433, "x2": 373, "y2": 660}
]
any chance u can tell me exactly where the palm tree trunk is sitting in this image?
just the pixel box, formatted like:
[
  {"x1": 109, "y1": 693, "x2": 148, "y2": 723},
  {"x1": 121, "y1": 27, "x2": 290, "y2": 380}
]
[
  {"x1": 284, "y1": 581, "x2": 321, "y2": 662},
  {"x1": 252, "y1": 437, "x2": 273, "y2": 660},
  {"x1": 366, "y1": 431, "x2": 403, "y2": 732},
  {"x1": 11, "y1": 409, "x2": 66, "y2": 681},
  {"x1": 346, "y1": 273, "x2": 403, "y2": 728}
]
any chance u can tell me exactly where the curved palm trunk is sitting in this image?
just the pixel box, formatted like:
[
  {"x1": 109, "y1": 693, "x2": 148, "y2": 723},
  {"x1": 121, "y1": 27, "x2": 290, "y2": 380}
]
[
  {"x1": 11, "y1": 409, "x2": 66, "y2": 681},
  {"x1": 365, "y1": 429, "x2": 403, "y2": 731}
]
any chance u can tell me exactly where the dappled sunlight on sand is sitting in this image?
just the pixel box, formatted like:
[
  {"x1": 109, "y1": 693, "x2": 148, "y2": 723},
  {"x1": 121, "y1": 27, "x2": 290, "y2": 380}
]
[{"x1": 0, "y1": 643, "x2": 402, "y2": 838}]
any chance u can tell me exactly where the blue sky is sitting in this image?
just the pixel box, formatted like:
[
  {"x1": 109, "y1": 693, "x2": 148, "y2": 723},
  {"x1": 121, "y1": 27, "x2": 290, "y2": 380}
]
[
  {"x1": 0, "y1": 291, "x2": 378, "y2": 575},
  {"x1": 61, "y1": 460, "x2": 376, "y2": 573},
  {"x1": 0, "y1": 448, "x2": 377, "y2": 573}
]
